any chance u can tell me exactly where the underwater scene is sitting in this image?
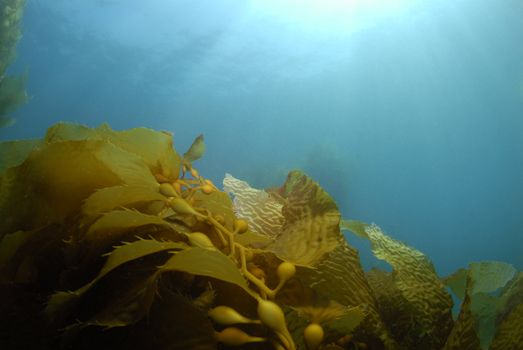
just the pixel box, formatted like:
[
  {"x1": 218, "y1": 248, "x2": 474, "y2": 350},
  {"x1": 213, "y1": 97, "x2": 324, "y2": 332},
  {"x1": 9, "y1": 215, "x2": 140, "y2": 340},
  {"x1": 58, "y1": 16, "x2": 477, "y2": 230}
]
[{"x1": 1, "y1": 0, "x2": 523, "y2": 349}]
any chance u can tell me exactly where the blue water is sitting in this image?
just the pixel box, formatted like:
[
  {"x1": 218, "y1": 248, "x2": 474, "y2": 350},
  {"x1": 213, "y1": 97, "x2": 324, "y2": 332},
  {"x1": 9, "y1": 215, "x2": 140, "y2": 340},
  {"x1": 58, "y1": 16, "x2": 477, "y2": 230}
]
[{"x1": 2, "y1": 0, "x2": 523, "y2": 276}]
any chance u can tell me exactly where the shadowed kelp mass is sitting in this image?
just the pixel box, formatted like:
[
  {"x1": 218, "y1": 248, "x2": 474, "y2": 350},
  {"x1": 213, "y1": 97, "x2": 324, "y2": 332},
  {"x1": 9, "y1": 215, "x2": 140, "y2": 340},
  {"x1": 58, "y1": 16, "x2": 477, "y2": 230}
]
[{"x1": 0, "y1": 123, "x2": 522, "y2": 349}]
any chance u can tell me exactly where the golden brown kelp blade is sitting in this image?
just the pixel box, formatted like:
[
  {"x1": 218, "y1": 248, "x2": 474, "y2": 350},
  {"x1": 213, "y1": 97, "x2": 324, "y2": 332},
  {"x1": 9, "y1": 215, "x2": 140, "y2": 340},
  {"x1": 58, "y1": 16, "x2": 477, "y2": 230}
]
[
  {"x1": 343, "y1": 221, "x2": 454, "y2": 349},
  {"x1": 183, "y1": 134, "x2": 205, "y2": 163},
  {"x1": 490, "y1": 303, "x2": 523, "y2": 350},
  {"x1": 442, "y1": 292, "x2": 482, "y2": 350},
  {"x1": 268, "y1": 170, "x2": 341, "y2": 266},
  {"x1": 3, "y1": 121, "x2": 522, "y2": 350},
  {"x1": 227, "y1": 172, "x2": 397, "y2": 348}
]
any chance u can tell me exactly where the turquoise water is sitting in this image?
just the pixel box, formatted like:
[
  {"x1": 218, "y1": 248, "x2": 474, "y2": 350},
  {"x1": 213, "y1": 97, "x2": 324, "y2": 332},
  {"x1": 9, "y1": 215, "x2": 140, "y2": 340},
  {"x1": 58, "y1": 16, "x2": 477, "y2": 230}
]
[{"x1": 2, "y1": 0, "x2": 523, "y2": 276}]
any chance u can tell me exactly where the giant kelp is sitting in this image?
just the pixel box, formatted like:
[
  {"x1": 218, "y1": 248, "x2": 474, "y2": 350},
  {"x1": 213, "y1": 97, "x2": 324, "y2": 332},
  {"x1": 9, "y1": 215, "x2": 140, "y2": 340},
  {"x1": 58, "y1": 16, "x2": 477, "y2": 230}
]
[
  {"x1": 0, "y1": 0, "x2": 28, "y2": 128},
  {"x1": 0, "y1": 122, "x2": 522, "y2": 350}
]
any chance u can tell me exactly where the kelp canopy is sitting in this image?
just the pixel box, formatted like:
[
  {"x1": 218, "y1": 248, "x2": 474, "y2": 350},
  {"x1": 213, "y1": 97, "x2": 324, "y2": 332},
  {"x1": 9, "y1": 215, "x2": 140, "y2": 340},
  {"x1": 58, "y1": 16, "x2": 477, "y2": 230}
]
[{"x1": 0, "y1": 122, "x2": 522, "y2": 350}]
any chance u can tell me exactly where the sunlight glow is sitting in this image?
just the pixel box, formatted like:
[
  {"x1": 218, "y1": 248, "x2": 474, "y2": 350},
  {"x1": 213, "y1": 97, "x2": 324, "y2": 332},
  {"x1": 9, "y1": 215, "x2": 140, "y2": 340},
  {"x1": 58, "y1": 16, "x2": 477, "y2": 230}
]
[{"x1": 248, "y1": 0, "x2": 415, "y2": 33}]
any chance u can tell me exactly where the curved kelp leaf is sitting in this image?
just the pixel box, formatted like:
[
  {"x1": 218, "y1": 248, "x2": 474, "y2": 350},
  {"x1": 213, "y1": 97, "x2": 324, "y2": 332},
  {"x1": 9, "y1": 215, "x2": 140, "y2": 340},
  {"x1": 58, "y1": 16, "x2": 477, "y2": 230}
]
[
  {"x1": 82, "y1": 185, "x2": 166, "y2": 217},
  {"x1": 82, "y1": 209, "x2": 183, "y2": 260},
  {"x1": 94, "y1": 140, "x2": 157, "y2": 187},
  {"x1": 85, "y1": 209, "x2": 174, "y2": 240},
  {"x1": 46, "y1": 239, "x2": 186, "y2": 323},
  {"x1": 183, "y1": 134, "x2": 205, "y2": 163},
  {"x1": 0, "y1": 140, "x2": 125, "y2": 236},
  {"x1": 45, "y1": 123, "x2": 181, "y2": 179},
  {"x1": 159, "y1": 247, "x2": 255, "y2": 298}
]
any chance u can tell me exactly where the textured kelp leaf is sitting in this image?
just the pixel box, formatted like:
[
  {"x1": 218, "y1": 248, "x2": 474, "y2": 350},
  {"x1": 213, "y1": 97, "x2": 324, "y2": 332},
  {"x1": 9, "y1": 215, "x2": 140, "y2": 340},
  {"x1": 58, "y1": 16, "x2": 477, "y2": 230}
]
[
  {"x1": 194, "y1": 178, "x2": 274, "y2": 248},
  {"x1": 82, "y1": 185, "x2": 165, "y2": 217},
  {"x1": 159, "y1": 247, "x2": 255, "y2": 298},
  {"x1": 490, "y1": 302, "x2": 523, "y2": 350},
  {"x1": 326, "y1": 305, "x2": 367, "y2": 335},
  {"x1": 45, "y1": 122, "x2": 181, "y2": 179},
  {"x1": 223, "y1": 173, "x2": 284, "y2": 238},
  {"x1": 0, "y1": 139, "x2": 41, "y2": 173},
  {"x1": 46, "y1": 239, "x2": 185, "y2": 321},
  {"x1": 344, "y1": 222, "x2": 453, "y2": 349},
  {"x1": 288, "y1": 302, "x2": 366, "y2": 348},
  {"x1": 183, "y1": 134, "x2": 205, "y2": 163},
  {"x1": 268, "y1": 171, "x2": 341, "y2": 266},
  {"x1": 364, "y1": 224, "x2": 454, "y2": 348},
  {"x1": 366, "y1": 268, "x2": 416, "y2": 345},
  {"x1": 442, "y1": 293, "x2": 481, "y2": 350},
  {"x1": 297, "y1": 239, "x2": 398, "y2": 349}
]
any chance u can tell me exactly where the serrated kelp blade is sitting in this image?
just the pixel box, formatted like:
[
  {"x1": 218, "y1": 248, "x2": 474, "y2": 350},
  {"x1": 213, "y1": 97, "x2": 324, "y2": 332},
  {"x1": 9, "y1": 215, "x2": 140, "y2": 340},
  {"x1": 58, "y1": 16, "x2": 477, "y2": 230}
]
[
  {"x1": 98, "y1": 238, "x2": 185, "y2": 278},
  {"x1": 46, "y1": 239, "x2": 185, "y2": 321},
  {"x1": 223, "y1": 173, "x2": 284, "y2": 238},
  {"x1": 366, "y1": 268, "x2": 416, "y2": 345},
  {"x1": 326, "y1": 305, "x2": 367, "y2": 336},
  {"x1": 82, "y1": 185, "x2": 165, "y2": 217},
  {"x1": 159, "y1": 247, "x2": 254, "y2": 298},
  {"x1": 85, "y1": 209, "x2": 173, "y2": 241}
]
